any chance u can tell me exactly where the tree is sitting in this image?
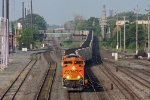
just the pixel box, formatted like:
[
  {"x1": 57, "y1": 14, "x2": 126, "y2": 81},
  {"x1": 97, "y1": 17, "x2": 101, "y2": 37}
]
[
  {"x1": 17, "y1": 25, "x2": 39, "y2": 50},
  {"x1": 74, "y1": 14, "x2": 86, "y2": 30},
  {"x1": 64, "y1": 21, "x2": 74, "y2": 30},
  {"x1": 11, "y1": 22, "x2": 15, "y2": 35},
  {"x1": 18, "y1": 13, "x2": 47, "y2": 30}
]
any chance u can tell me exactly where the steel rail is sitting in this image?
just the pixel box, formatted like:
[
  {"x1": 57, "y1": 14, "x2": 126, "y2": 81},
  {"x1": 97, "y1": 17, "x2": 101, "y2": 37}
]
[
  {"x1": 1, "y1": 53, "x2": 39, "y2": 100},
  {"x1": 104, "y1": 64, "x2": 141, "y2": 100},
  {"x1": 85, "y1": 67, "x2": 100, "y2": 100},
  {"x1": 68, "y1": 92, "x2": 82, "y2": 100},
  {"x1": 35, "y1": 48, "x2": 57, "y2": 100}
]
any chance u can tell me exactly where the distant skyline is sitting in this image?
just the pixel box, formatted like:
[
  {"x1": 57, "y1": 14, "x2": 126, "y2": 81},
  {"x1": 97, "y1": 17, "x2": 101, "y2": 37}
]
[{"x1": 0, "y1": 0, "x2": 149, "y2": 25}]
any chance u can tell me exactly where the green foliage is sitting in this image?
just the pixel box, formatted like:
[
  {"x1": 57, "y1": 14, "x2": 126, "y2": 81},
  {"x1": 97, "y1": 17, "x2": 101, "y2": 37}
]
[
  {"x1": 17, "y1": 25, "x2": 39, "y2": 50},
  {"x1": 103, "y1": 11, "x2": 148, "y2": 53},
  {"x1": 63, "y1": 39, "x2": 72, "y2": 45},
  {"x1": 18, "y1": 13, "x2": 47, "y2": 30},
  {"x1": 67, "y1": 11, "x2": 148, "y2": 53},
  {"x1": 11, "y1": 22, "x2": 15, "y2": 35}
]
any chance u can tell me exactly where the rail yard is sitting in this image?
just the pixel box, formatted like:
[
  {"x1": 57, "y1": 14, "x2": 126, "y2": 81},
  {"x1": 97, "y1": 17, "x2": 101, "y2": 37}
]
[
  {"x1": 0, "y1": 0, "x2": 149, "y2": 100},
  {"x1": 0, "y1": 31, "x2": 150, "y2": 100}
]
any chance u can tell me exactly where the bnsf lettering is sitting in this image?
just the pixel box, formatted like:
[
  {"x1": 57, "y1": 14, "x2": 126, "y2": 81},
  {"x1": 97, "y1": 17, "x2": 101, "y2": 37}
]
[{"x1": 64, "y1": 70, "x2": 82, "y2": 74}]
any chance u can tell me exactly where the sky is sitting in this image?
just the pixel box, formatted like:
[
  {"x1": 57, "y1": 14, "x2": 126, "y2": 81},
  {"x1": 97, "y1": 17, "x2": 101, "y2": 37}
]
[{"x1": 0, "y1": 0, "x2": 149, "y2": 25}]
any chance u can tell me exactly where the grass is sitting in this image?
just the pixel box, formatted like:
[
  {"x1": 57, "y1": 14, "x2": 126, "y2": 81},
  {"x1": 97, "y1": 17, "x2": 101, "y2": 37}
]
[
  {"x1": 44, "y1": 77, "x2": 52, "y2": 99},
  {"x1": 28, "y1": 56, "x2": 37, "y2": 60},
  {"x1": 100, "y1": 42, "x2": 136, "y2": 53},
  {"x1": 9, "y1": 78, "x2": 15, "y2": 83}
]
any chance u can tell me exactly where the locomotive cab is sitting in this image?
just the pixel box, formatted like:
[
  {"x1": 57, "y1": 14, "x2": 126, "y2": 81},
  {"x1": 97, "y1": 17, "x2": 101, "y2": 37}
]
[{"x1": 62, "y1": 54, "x2": 85, "y2": 89}]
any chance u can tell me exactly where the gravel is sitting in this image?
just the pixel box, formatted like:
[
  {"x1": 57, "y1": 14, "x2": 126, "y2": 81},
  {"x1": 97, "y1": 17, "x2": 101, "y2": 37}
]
[
  {"x1": 49, "y1": 51, "x2": 67, "y2": 100},
  {"x1": 0, "y1": 50, "x2": 45, "y2": 99},
  {"x1": 98, "y1": 48, "x2": 150, "y2": 100}
]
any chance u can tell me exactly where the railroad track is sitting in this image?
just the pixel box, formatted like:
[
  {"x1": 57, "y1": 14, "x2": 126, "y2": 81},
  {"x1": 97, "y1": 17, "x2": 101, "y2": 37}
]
[
  {"x1": 0, "y1": 53, "x2": 38, "y2": 100},
  {"x1": 138, "y1": 69, "x2": 150, "y2": 77},
  {"x1": 35, "y1": 48, "x2": 57, "y2": 100},
  {"x1": 118, "y1": 67, "x2": 150, "y2": 89},
  {"x1": 99, "y1": 62, "x2": 141, "y2": 100},
  {"x1": 84, "y1": 62, "x2": 109, "y2": 100},
  {"x1": 104, "y1": 59, "x2": 150, "y2": 89},
  {"x1": 68, "y1": 92, "x2": 82, "y2": 100},
  {"x1": 54, "y1": 49, "x2": 62, "y2": 60},
  {"x1": 118, "y1": 66, "x2": 150, "y2": 77},
  {"x1": 132, "y1": 60, "x2": 150, "y2": 67}
]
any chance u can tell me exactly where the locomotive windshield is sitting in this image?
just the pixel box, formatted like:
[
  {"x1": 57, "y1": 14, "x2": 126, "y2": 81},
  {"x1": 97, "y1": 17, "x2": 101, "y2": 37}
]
[
  {"x1": 64, "y1": 61, "x2": 72, "y2": 64},
  {"x1": 67, "y1": 55, "x2": 79, "y2": 58},
  {"x1": 74, "y1": 61, "x2": 83, "y2": 64}
]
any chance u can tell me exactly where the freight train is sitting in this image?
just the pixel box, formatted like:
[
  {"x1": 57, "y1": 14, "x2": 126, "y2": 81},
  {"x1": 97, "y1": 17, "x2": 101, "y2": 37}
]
[{"x1": 62, "y1": 31, "x2": 93, "y2": 91}]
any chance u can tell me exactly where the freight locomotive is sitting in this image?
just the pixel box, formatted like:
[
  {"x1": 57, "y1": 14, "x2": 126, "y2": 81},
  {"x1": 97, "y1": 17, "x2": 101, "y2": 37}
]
[
  {"x1": 62, "y1": 31, "x2": 93, "y2": 91},
  {"x1": 62, "y1": 54, "x2": 84, "y2": 89}
]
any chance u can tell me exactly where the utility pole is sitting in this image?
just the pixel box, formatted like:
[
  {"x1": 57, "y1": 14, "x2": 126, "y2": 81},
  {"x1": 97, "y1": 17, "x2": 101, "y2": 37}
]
[
  {"x1": 6, "y1": 0, "x2": 9, "y2": 52},
  {"x1": 30, "y1": 0, "x2": 33, "y2": 49},
  {"x1": 14, "y1": 20, "x2": 17, "y2": 52},
  {"x1": 124, "y1": 16, "x2": 126, "y2": 52},
  {"x1": 25, "y1": 8, "x2": 26, "y2": 28},
  {"x1": 22, "y1": 2, "x2": 24, "y2": 30},
  {"x1": 6, "y1": 0, "x2": 9, "y2": 31},
  {"x1": 2, "y1": 0, "x2": 4, "y2": 17},
  {"x1": 134, "y1": 5, "x2": 140, "y2": 54},
  {"x1": 120, "y1": 27, "x2": 121, "y2": 51},
  {"x1": 115, "y1": 11, "x2": 119, "y2": 49},
  {"x1": 31, "y1": 0, "x2": 33, "y2": 40},
  {"x1": 145, "y1": 6, "x2": 150, "y2": 58}
]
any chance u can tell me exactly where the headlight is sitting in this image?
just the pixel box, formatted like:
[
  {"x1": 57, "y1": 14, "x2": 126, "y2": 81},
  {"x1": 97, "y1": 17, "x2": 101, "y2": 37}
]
[
  {"x1": 72, "y1": 66, "x2": 75, "y2": 70},
  {"x1": 66, "y1": 76, "x2": 70, "y2": 79},
  {"x1": 77, "y1": 76, "x2": 81, "y2": 79}
]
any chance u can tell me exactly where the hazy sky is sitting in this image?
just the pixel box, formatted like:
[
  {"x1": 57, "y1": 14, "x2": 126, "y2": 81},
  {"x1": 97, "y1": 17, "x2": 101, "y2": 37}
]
[{"x1": 0, "y1": 0, "x2": 149, "y2": 25}]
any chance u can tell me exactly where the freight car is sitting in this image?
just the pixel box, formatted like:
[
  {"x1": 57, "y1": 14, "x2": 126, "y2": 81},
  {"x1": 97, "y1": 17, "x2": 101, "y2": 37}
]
[{"x1": 62, "y1": 31, "x2": 93, "y2": 91}]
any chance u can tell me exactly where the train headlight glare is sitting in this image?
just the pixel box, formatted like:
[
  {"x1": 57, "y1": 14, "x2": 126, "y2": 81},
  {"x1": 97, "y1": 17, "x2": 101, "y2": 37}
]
[
  {"x1": 72, "y1": 66, "x2": 75, "y2": 70},
  {"x1": 77, "y1": 76, "x2": 81, "y2": 79},
  {"x1": 66, "y1": 76, "x2": 70, "y2": 79}
]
